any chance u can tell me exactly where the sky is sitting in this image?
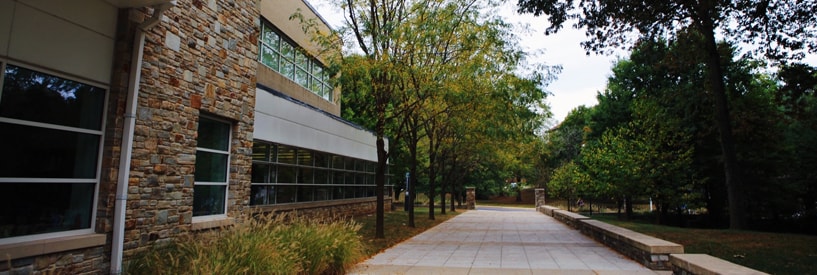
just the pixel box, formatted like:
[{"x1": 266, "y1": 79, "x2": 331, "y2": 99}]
[{"x1": 308, "y1": 0, "x2": 816, "y2": 126}]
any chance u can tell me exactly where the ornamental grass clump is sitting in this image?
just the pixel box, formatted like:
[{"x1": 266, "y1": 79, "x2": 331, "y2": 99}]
[{"x1": 124, "y1": 213, "x2": 363, "y2": 275}]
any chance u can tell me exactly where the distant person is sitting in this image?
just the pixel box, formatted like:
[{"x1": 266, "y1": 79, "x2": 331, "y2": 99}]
[{"x1": 576, "y1": 198, "x2": 585, "y2": 209}]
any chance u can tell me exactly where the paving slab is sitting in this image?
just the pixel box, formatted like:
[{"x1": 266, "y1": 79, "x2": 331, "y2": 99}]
[{"x1": 349, "y1": 206, "x2": 659, "y2": 275}]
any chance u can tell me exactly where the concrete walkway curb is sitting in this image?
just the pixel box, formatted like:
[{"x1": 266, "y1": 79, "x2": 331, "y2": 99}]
[{"x1": 349, "y1": 207, "x2": 661, "y2": 275}]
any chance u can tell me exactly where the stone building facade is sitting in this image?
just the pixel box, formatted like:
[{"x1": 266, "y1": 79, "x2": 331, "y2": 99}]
[{"x1": 0, "y1": 0, "x2": 388, "y2": 274}]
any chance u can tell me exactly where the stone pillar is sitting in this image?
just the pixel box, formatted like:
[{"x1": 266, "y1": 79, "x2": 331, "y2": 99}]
[
  {"x1": 465, "y1": 187, "x2": 476, "y2": 210},
  {"x1": 535, "y1": 188, "x2": 546, "y2": 209}
]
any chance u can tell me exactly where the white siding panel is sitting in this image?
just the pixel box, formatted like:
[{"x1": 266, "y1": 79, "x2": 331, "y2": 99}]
[
  {"x1": 8, "y1": 4, "x2": 114, "y2": 84},
  {"x1": 18, "y1": 0, "x2": 117, "y2": 38},
  {"x1": 254, "y1": 89, "x2": 382, "y2": 162},
  {"x1": 0, "y1": 1, "x2": 13, "y2": 56}
]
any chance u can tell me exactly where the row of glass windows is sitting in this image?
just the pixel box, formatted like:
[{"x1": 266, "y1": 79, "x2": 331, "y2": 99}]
[
  {"x1": 259, "y1": 20, "x2": 333, "y2": 101},
  {"x1": 251, "y1": 142, "x2": 391, "y2": 205},
  {"x1": 1, "y1": 63, "x2": 105, "y2": 240},
  {"x1": 251, "y1": 185, "x2": 381, "y2": 205}
]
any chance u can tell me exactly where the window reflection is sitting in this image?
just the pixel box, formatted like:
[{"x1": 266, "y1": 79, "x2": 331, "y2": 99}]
[{"x1": 0, "y1": 65, "x2": 105, "y2": 130}]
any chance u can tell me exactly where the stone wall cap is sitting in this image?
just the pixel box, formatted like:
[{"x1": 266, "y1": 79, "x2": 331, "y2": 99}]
[
  {"x1": 553, "y1": 209, "x2": 590, "y2": 220},
  {"x1": 670, "y1": 254, "x2": 768, "y2": 275},
  {"x1": 582, "y1": 219, "x2": 683, "y2": 254}
]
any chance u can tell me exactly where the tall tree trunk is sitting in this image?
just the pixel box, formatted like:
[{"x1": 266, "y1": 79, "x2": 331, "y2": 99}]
[
  {"x1": 515, "y1": 175, "x2": 523, "y2": 202},
  {"x1": 440, "y1": 177, "x2": 446, "y2": 215},
  {"x1": 427, "y1": 136, "x2": 436, "y2": 220},
  {"x1": 625, "y1": 195, "x2": 634, "y2": 220},
  {"x1": 450, "y1": 181, "x2": 456, "y2": 212},
  {"x1": 408, "y1": 126, "x2": 418, "y2": 227},
  {"x1": 700, "y1": 23, "x2": 746, "y2": 230},
  {"x1": 375, "y1": 133, "x2": 386, "y2": 238}
]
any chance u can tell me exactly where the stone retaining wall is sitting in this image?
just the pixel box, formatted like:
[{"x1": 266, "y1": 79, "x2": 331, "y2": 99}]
[
  {"x1": 580, "y1": 219, "x2": 683, "y2": 270},
  {"x1": 538, "y1": 205, "x2": 768, "y2": 274},
  {"x1": 552, "y1": 209, "x2": 590, "y2": 229}
]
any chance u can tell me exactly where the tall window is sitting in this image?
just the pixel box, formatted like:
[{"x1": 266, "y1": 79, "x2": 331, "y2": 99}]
[
  {"x1": 259, "y1": 20, "x2": 333, "y2": 102},
  {"x1": 0, "y1": 63, "x2": 105, "y2": 242},
  {"x1": 193, "y1": 117, "x2": 231, "y2": 217},
  {"x1": 250, "y1": 141, "x2": 391, "y2": 206}
]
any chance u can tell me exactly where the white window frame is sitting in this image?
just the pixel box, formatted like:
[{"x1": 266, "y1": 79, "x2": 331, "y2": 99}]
[
  {"x1": 0, "y1": 61, "x2": 106, "y2": 245},
  {"x1": 192, "y1": 116, "x2": 232, "y2": 222}
]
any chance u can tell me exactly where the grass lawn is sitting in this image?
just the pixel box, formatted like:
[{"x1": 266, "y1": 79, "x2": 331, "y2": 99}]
[
  {"x1": 591, "y1": 214, "x2": 817, "y2": 274},
  {"x1": 354, "y1": 206, "x2": 461, "y2": 258}
]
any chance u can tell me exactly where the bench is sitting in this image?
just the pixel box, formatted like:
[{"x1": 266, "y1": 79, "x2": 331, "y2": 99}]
[
  {"x1": 670, "y1": 254, "x2": 768, "y2": 275},
  {"x1": 580, "y1": 219, "x2": 684, "y2": 270}
]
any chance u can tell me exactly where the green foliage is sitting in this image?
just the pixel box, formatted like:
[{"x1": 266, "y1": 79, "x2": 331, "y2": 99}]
[
  {"x1": 124, "y1": 214, "x2": 363, "y2": 275},
  {"x1": 539, "y1": 35, "x2": 817, "y2": 230},
  {"x1": 519, "y1": 0, "x2": 817, "y2": 229},
  {"x1": 335, "y1": 0, "x2": 556, "y2": 214}
]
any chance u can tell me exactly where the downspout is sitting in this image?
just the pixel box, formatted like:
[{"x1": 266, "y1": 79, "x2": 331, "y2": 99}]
[{"x1": 111, "y1": 2, "x2": 175, "y2": 274}]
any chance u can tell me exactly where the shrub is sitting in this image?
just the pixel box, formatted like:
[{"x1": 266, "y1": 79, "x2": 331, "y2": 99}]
[{"x1": 125, "y1": 213, "x2": 363, "y2": 275}]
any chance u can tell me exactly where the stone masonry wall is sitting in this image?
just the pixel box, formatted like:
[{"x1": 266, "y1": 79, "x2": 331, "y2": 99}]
[{"x1": 103, "y1": 0, "x2": 259, "y2": 262}]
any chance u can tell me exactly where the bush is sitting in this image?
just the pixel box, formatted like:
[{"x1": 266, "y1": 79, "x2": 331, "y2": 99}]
[{"x1": 125, "y1": 214, "x2": 363, "y2": 275}]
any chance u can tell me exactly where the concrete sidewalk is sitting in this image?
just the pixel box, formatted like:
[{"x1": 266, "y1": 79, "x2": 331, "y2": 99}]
[{"x1": 349, "y1": 206, "x2": 659, "y2": 275}]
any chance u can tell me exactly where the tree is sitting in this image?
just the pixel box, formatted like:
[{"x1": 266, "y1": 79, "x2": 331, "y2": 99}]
[
  {"x1": 517, "y1": 0, "x2": 817, "y2": 229},
  {"x1": 338, "y1": 0, "x2": 410, "y2": 237}
]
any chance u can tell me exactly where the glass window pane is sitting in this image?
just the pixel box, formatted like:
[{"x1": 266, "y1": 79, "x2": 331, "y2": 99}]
[
  {"x1": 280, "y1": 42, "x2": 294, "y2": 61},
  {"x1": 296, "y1": 68, "x2": 309, "y2": 87},
  {"x1": 250, "y1": 185, "x2": 268, "y2": 205},
  {"x1": 197, "y1": 118, "x2": 230, "y2": 151},
  {"x1": 333, "y1": 187, "x2": 344, "y2": 200},
  {"x1": 0, "y1": 182, "x2": 94, "y2": 238},
  {"x1": 1, "y1": 65, "x2": 106, "y2": 130},
  {"x1": 251, "y1": 163, "x2": 269, "y2": 183},
  {"x1": 332, "y1": 156, "x2": 344, "y2": 169},
  {"x1": 332, "y1": 171, "x2": 344, "y2": 185},
  {"x1": 311, "y1": 63, "x2": 323, "y2": 77},
  {"x1": 356, "y1": 173, "x2": 364, "y2": 185},
  {"x1": 297, "y1": 186, "x2": 313, "y2": 202},
  {"x1": 295, "y1": 52, "x2": 307, "y2": 70},
  {"x1": 315, "y1": 187, "x2": 330, "y2": 201},
  {"x1": 310, "y1": 76, "x2": 322, "y2": 94},
  {"x1": 345, "y1": 172, "x2": 355, "y2": 185},
  {"x1": 276, "y1": 185, "x2": 296, "y2": 204},
  {"x1": 277, "y1": 165, "x2": 296, "y2": 183},
  {"x1": 193, "y1": 185, "x2": 226, "y2": 216},
  {"x1": 261, "y1": 45, "x2": 279, "y2": 71},
  {"x1": 280, "y1": 61, "x2": 294, "y2": 79},
  {"x1": 194, "y1": 151, "x2": 228, "y2": 182},
  {"x1": 314, "y1": 153, "x2": 328, "y2": 167},
  {"x1": 324, "y1": 84, "x2": 333, "y2": 101},
  {"x1": 314, "y1": 169, "x2": 328, "y2": 184},
  {"x1": 345, "y1": 158, "x2": 355, "y2": 170},
  {"x1": 0, "y1": 122, "x2": 99, "y2": 178},
  {"x1": 261, "y1": 24, "x2": 279, "y2": 49},
  {"x1": 297, "y1": 150, "x2": 312, "y2": 166},
  {"x1": 277, "y1": 146, "x2": 296, "y2": 164},
  {"x1": 252, "y1": 143, "x2": 269, "y2": 161},
  {"x1": 298, "y1": 167, "x2": 313, "y2": 184}
]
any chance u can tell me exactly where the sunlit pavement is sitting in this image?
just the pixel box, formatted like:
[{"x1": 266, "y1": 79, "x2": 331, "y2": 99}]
[{"x1": 349, "y1": 206, "x2": 662, "y2": 275}]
